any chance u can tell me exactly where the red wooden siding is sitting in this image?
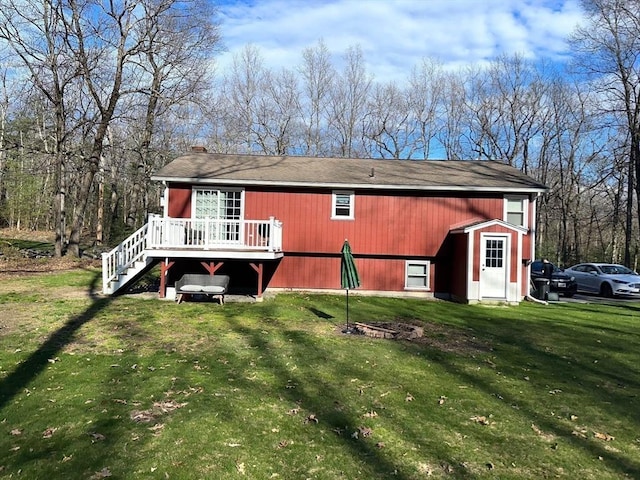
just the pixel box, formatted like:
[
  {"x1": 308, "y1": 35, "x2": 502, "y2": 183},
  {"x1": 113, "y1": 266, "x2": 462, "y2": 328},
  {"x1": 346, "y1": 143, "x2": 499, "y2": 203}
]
[
  {"x1": 165, "y1": 183, "x2": 535, "y2": 297},
  {"x1": 269, "y1": 256, "x2": 407, "y2": 291},
  {"x1": 168, "y1": 184, "x2": 192, "y2": 218},
  {"x1": 470, "y1": 225, "x2": 520, "y2": 283},
  {"x1": 449, "y1": 234, "x2": 468, "y2": 299},
  {"x1": 244, "y1": 188, "x2": 504, "y2": 257}
]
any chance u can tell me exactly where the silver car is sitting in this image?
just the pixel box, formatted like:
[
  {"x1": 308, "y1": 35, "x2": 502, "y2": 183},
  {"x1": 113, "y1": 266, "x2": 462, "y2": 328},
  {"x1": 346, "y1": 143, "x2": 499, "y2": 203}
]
[{"x1": 565, "y1": 263, "x2": 640, "y2": 297}]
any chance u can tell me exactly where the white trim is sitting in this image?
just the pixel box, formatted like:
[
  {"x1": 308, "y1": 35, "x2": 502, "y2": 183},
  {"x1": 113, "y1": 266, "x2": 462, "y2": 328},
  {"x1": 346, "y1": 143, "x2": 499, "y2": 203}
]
[
  {"x1": 191, "y1": 186, "x2": 245, "y2": 220},
  {"x1": 516, "y1": 231, "x2": 523, "y2": 301},
  {"x1": 456, "y1": 218, "x2": 527, "y2": 235},
  {"x1": 467, "y1": 230, "x2": 475, "y2": 300},
  {"x1": 331, "y1": 190, "x2": 355, "y2": 220},
  {"x1": 530, "y1": 193, "x2": 539, "y2": 283},
  {"x1": 404, "y1": 260, "x2": 431, "y2": 290},
  {"x1": 161, "y1": 181, "x2": 169, "y2": 218},
  {"x1": 152, "y1": 176, "x2": 547, "y2": 194},
  {"x1": 504, "y1": 195, "x2": 529, "y2": 229},
  {"x1": 479, "y1": 232, "x2": 510, "y2": 300}
]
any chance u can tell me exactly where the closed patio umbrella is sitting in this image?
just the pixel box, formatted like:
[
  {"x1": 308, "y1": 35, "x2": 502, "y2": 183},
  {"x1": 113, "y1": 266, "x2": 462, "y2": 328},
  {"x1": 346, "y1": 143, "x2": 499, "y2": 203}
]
[{"x1": 341, "y1": 239, "x2": 360, "y2": 332}]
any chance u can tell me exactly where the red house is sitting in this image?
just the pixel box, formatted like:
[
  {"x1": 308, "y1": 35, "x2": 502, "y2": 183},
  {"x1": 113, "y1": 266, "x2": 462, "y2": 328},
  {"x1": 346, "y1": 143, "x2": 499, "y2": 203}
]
[{"x1": 102, "y1": 150, "x2": 547, "y2": 304}]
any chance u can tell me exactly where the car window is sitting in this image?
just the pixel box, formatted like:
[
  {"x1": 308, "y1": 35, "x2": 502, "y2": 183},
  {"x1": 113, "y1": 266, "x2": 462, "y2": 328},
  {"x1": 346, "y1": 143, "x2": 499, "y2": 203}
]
[{"x1": 601, "y1": 264, "x2": 635, "y2": 275}]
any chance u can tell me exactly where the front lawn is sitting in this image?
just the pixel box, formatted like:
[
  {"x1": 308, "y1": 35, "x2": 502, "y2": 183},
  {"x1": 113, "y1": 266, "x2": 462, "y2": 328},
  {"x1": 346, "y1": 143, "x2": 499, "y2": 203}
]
[{"x1": 0, "y1": 267, "x2": 639, "y2": 479}]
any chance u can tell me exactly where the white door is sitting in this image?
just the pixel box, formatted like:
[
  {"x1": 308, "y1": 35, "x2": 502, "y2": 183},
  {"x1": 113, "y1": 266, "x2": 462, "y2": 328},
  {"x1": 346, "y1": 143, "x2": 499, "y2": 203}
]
[
  {"x1": 480, "y1": 234, "x2": 508, "y2": 298},
  {"x1": 193, "y1": 189, "x2": 243, "y2": 244}
]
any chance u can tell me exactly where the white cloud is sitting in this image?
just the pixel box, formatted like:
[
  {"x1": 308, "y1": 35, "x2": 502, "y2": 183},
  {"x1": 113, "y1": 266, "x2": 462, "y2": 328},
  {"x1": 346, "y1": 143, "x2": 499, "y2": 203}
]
[{"x1": 215, "y1": 0, "x2": 585, "y2": 82}]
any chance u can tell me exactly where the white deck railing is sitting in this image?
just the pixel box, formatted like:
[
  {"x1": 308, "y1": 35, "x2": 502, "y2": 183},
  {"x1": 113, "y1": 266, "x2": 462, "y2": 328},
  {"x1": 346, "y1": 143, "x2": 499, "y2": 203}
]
[
  {"x1": 102, "y1": 215, "x2": 283, "y2": 294},
  {"x1": 146, "y1": 214, "x2": 283, "y2": 252},
  {"x1": 102, "y1": 222, "x2": 149, "y2": 290}
]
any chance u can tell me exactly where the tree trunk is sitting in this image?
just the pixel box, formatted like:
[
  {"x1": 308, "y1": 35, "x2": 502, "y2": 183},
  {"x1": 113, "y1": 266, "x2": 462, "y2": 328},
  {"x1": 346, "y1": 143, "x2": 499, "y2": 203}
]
[{"x1": 68, "y1": 151, "x2": 100, "y2": 257}]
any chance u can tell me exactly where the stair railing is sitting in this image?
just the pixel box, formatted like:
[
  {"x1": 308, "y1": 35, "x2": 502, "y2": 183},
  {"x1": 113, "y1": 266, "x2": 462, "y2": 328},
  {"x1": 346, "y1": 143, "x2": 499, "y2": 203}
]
[{"x1": 102, "y1": 223, "x2": 149, "y2": 294}]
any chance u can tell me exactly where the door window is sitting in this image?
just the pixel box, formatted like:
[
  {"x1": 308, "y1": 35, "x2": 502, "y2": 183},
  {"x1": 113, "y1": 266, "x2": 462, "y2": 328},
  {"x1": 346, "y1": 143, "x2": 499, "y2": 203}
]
[{"x1": 485, "y1": 239, "x2": 504, "y2": 268}]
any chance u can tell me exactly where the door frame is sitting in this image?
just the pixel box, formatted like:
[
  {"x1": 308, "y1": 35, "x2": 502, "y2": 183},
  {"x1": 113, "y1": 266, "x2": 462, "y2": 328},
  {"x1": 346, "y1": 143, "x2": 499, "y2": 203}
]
[{"x1": 479, "y1": 232, "x2": 510, "y2": 299}]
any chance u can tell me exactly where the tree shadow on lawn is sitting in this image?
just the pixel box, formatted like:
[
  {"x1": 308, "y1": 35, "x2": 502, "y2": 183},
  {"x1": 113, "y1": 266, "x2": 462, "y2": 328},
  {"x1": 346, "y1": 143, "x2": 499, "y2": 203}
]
[
  {"x1": 209, "y1": 297, "x2": 638, "y2": 478},
  {"x1": 442, "y1": 308, "x2": 640, "y2": 478},
  {"x1": 220, "y1": 309, "x2": 474, "y2": 480},
  {"x1": 0, "y1": 269, "x2": 111, "y2": 411}
]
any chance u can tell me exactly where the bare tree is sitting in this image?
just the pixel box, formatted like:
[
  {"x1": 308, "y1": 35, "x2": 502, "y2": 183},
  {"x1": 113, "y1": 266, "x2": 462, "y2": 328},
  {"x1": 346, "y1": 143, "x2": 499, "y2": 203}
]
[
  {"x1": 462, "y1": 55, "x2": 546, "y2": 171},
  {"x1": 326, "y1": 45, "x2": 372, "y2": 157},
  {"x1": 438, "y1": 71, "x2": 468, "y2": 160},
  {"x1": 224, "y1": 44, "x2": 266, "y2": 153},
  {"x1": 123, "y1": 0, "x2": 220, "y2": 231},
  {"x1": 363, "y1": 82, "x2": 413, "y2": 159},
  {"x1": 0, "y1": 0, "x2": 81, "y2": 255},
  {"x1": 406, "y1": 58, "x2": 446, "y2": 159},
  {"x1": 571, "y1": 0, "x2": 640, "y2": 266},
  {"x1": 0, "y1": 50, "x2": 11, "y2": 220},
  {"x1": 536, "y1": 78, "x2": 609, "y2": 264},
  {"x1": 298, "y1": 40, "x2": 334, "y2": 156},
  {"x1": 254, "y1": 68, "x2": 300, "y2": 155}
]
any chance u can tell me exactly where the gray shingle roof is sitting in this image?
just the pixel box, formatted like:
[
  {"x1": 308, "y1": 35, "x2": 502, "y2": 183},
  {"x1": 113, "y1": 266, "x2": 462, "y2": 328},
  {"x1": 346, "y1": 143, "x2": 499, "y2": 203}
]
[{"x1": 151, "y1": 153, "x2": 547, "y2": 193}]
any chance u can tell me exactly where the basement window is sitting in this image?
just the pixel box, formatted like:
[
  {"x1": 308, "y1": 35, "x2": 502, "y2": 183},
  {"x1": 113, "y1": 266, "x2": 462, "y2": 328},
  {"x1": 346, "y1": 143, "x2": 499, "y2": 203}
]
[
  {"x1": 332, "y1": 191, "x2": 354, "y2": 220},
  {"x1": 405, "y1": 261, "x2": 430, "y2": 290}
]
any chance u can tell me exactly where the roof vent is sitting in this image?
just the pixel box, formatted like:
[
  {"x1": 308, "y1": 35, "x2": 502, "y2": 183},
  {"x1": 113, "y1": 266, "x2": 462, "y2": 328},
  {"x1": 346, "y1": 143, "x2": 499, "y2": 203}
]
[
  {"x1": 191, "y1": 146, "x2": 207, "y2": 153},
  {"x1": 369, "y1": 167, "x2": 375, "y2": 178}
]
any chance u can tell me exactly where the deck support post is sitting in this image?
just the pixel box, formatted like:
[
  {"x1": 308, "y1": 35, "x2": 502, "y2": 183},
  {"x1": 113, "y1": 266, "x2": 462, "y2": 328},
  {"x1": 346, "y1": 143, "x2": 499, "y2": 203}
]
[
  {"x1": 249, "y1": 262, "x2": 264, "y2": 300},
  {"x1": 201, "y1": 261, "x2": 224, "y2": 275},
  {"x1": 159, "y1": 259, "x2": 175, "y2": 298}
]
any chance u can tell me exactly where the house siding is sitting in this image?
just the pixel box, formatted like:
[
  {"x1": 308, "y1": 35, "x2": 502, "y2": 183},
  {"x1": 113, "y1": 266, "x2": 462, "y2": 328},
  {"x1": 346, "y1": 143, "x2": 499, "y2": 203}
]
[
  {"x1": 167, "y1": 184, "x2": 192, "y2": 218},
  {"x1": 268, "y1": 255, "x2": 407, "y2": 291},
  {"x1": 449, "y1": 233, "x2": 468, "y2": 300},
  {"x1": 470, "y1": 225, "x2": 520, "y2": 283},
  {"x1": 243, "y1": 187, "x2": 507, "y2": 294},
  {"x1": 244, "y1": 187, "x2": 504, "y2": 257},
  {"x1": 163, "y1": 184, "x2": 536, "y2": 297}
]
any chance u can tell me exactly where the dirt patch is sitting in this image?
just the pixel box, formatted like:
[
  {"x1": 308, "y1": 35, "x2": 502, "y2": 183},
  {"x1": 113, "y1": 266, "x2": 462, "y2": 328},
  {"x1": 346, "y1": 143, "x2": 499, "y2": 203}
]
[
  {"x1": 0, "y1": 256, "x2": 99, "y2": 277},
  {"x1": 0, "y1": 229, "x2": 102, "y2": 278},
  {"x1": 342, "y1": 319, "x2": 492, "y2": 356},
  {"x1": 0, "y1": 250, "x2": 103, "y2": 300},
  {"x1": 0, "y1": 228, "x2": 55, "y2": 242}
]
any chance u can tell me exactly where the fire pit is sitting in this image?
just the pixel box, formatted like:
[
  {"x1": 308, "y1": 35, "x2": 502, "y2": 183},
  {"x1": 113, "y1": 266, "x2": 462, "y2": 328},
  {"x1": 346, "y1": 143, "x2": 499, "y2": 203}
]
[{"x1": 351, "y1": 322, "x2": 424, "y2": 340}]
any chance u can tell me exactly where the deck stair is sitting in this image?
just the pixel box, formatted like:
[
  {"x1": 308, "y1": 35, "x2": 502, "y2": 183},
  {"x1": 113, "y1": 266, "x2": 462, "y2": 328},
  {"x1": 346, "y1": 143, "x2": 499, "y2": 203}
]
[
  {"x1": 102, "y1": 215, "x2": 283, "y2": 295},
  {"x1": 102, "y1": 223, "x2": 155, "y2": 294}
]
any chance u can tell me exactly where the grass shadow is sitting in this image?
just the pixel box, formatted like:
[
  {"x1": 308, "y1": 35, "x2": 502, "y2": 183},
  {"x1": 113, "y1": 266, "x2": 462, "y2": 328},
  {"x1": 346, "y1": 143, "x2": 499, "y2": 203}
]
[
  {"x1": 0, "y1": 269, "x2": 112, "y2": 410},
  {"x1": 218, "y1": 303, "x2": 475, "y2": 479},
  {"x1": 441, "y1": 307, "x2": 640, "y2": 478}
]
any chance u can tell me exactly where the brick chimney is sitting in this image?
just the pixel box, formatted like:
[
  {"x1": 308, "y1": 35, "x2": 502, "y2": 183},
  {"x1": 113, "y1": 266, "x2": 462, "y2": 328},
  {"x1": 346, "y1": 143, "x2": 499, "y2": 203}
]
[{"x1": 191, "y1": 146, "x2": 207, "y2": 153}]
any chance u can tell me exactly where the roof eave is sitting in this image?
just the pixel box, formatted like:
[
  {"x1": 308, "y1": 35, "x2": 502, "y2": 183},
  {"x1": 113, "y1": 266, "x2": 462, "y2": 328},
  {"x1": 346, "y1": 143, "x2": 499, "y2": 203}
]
[{"x1": 150, "y1": 176, "x2": 547, "y2": 193}]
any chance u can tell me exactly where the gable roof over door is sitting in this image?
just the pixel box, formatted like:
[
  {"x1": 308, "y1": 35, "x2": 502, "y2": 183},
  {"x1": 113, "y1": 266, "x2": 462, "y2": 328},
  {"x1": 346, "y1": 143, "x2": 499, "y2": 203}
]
[{"x1": 152, "y1": 153, "x2": 547, "y2": 193}]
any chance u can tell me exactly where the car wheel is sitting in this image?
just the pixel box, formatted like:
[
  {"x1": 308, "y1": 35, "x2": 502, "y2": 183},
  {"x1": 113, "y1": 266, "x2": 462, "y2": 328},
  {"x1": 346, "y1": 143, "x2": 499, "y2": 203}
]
[
  {"x1": 600, "y1": 282, "x2": 613, "y2": 298},
  {"x1": 564, "y1": 292, "x2": 575, "y2": 298}
]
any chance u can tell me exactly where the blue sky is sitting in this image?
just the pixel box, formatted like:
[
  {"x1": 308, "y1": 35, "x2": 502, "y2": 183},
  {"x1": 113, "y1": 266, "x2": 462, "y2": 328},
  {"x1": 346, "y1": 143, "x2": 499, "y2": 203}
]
[{"x1": 215, "y1": 0, "x2": 585, "y2": 82}]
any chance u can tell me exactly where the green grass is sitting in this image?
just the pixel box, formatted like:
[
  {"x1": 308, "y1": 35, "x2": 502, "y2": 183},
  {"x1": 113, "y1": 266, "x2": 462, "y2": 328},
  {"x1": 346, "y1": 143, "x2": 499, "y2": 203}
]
[{"x1": 1, "y1": 269, "x2": 639, "y2": 479}]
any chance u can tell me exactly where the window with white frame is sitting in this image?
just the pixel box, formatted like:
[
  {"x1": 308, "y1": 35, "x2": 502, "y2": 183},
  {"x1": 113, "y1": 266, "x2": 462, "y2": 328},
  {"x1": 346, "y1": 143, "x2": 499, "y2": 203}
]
[
  {"x1": 405, "y1": 260, "x2": 430, "y2": 290},
  {"x1": 193, "y1": 188, "x2": 243, "y2": 220},
  {"x1": 332, "y1": 191, "x2": 354, "y2": 219},
  {"x1": 192, "y1": 188, "x2": 244, "y2": 243},
  {"x1": 504, "y1": 196, "x2": 527, "y2": 228}
]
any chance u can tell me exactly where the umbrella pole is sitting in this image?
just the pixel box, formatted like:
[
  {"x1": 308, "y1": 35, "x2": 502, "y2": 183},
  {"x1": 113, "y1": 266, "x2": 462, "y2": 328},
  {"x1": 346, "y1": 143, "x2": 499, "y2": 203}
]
[{"x1": 346, "y1": 289, "x2": 349, "y2": 331}]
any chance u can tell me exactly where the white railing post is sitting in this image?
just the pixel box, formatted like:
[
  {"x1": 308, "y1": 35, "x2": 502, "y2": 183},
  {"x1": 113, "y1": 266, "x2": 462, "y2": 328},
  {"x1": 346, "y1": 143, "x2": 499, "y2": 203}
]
[
  {"x1": 268, "y1": 216, "x2": 275, "y2": 251},
  {"x1": 102, "y1": 252, "x2": 110, "y2": 294}
]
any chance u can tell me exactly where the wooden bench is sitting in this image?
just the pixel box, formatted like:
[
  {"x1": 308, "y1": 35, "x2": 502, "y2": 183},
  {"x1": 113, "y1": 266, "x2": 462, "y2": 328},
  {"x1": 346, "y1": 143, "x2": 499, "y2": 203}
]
[{"x1": 175, "y1": 274, "x2": 230, "y2": 304}]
